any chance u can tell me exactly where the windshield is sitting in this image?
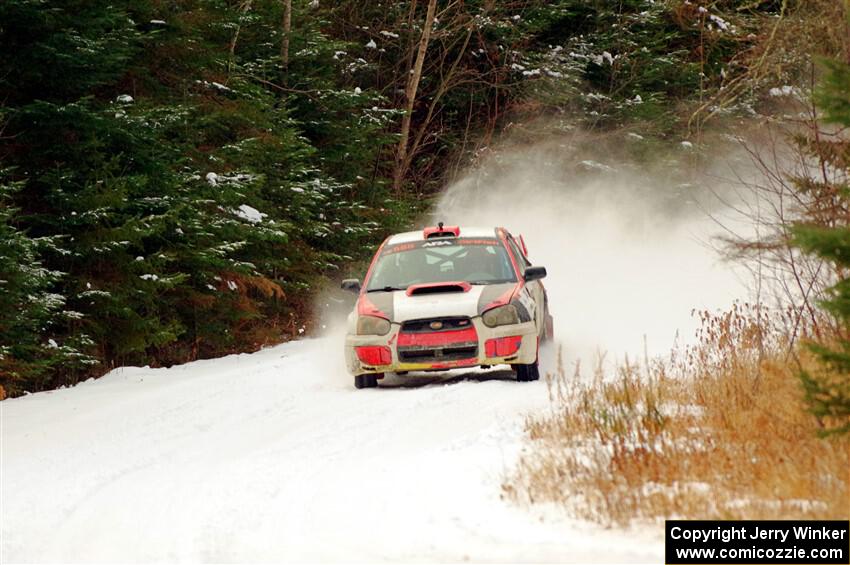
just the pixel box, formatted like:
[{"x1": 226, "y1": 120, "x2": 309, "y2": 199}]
[{"x1": 366, "y1": 238, "x2": 517, "y2": 291}]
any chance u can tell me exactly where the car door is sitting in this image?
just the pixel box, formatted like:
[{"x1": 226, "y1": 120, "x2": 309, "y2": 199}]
[{"x1": 506, "y1": 235, "x2": 545, "y2": 336}]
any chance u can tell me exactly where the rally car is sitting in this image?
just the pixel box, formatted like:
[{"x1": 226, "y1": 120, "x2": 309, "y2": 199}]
[{"x1": 341, "y1": 224, "x2": 553, "y2": 389}]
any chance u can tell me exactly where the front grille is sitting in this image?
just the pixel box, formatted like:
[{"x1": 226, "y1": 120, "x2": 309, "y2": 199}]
[
  {"x1": 400, "y1": 316, "x2": 472, "y2": 333},
  {"x1": 398, "y1": 344, "x2": 478, "y2": 362},
  {"x1": 397, "y1": 316, "x2": 478, "y2": 364}
]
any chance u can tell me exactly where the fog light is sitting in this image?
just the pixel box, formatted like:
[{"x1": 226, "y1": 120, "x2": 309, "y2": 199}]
[
  {"x1": 355, "y1": 346, "x2": 392, "y2": 366},
  {"x1": 485, "y1": 335, "x2": 523, "y2": 357}
]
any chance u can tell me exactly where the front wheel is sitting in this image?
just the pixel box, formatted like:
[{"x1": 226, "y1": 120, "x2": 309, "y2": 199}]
[
  {"x1": 514, "y1": 363, "x2": 540, "y2": 382},
  {"x1": 354, "y1": 374, "x2": 379, "y2": 389}
]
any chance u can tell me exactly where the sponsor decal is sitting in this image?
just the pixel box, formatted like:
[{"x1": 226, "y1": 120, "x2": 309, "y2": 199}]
[
  {"x1": 382, "y1": 242, "x2": 417, "y2": 255},
  {"x1": 456, "y1": 238, "x2": 500, "y2": 246},
  {"x1": 382, "y1": 239, "x2": 501, "y2": 255},
  {"x1": 518, "y1": 287, "x2": 535, "y2": 314}
]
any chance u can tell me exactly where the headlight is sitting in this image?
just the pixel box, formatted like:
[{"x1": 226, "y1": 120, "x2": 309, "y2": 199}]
[
  {"x1": 482, "y1": 304, "x2": 520, "y2": 327},
  {"x1": 356, "y1": 315, "x2": 391, "y2": 336}
]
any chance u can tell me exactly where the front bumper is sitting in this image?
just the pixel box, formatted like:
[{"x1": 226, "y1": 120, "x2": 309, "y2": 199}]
[{"x1": 344, "y1": 317, "x2": 539, "y2": 375}]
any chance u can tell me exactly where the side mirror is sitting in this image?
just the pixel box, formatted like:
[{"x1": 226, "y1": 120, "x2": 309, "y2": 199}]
[
  {"x1": 523, "y1": 266, "x2": 547, "y2": 282},
  {"x1": 341, "y1": 278, "x2": 362, "y2": 293}
]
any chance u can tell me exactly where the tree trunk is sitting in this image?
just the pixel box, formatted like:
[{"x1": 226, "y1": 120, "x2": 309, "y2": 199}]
[
  {"x1": 392, "y1": 0, "x2": 437, "y2": 193},
  {"x1": 401, "y1": 25, "x2": 473, "y2": 188},
  {"x1": 228, "y1": 0, "x2": 253, "y2": 76},
  {"x1": 281, "y1": 0, "x2": 292, "y2": 83},
  {"x1": 401, "y1": 1, "x2": 419, "y2": 82}
]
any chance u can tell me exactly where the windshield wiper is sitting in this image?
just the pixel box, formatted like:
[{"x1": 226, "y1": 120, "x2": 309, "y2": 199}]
[{"x1": 366, "y1": 285, "x2": 407, "y2": 293}]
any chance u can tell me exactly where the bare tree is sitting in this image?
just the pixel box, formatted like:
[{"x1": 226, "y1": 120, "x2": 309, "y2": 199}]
[
  {"x1": 393, "y1": 0, "x2": 437, "y2": 192},
  {"x1": 722, "y1": 96, "x2": 849, "y2": 351},
  {"x1": 402, "y1": 22, "x2": 474, "y2": 184},
  {"x1": 228, "y1": 0, "x2": 254, "y2": 76},
  {"x1": 281, "y1": 0, "x2": 292, "y2": 82}
]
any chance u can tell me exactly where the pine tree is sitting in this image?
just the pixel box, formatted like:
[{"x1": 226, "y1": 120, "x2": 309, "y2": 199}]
[
  {"x1": 1, "y1": 0, "x2": 785, "y2": 394},
  {"x1": 0, "y1": 0, "x2": 414, "y2": 391},
  {"x1": 0, "y1": 172, "x2": 97, "y2": 395},
  {"x1": 791, "y1": 57, "x2": 850, "y2": 435}
]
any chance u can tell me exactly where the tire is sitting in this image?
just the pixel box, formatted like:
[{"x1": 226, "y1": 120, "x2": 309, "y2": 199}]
[
  {"x1": 515, "y1": 362, "x2": 540, "y2": 382},
  {"x1": 354, "y1": 374, "x2": 379, "y2": 389}
]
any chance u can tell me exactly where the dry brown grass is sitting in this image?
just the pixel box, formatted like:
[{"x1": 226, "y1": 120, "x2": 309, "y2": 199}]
[{"x1": 504, "y1": 303, "x2": 850, "y2": 526}]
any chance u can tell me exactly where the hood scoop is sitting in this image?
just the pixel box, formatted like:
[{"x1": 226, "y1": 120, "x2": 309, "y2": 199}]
[{"x1": 406, "y1": 281, "x2": 472, "y2": 296}]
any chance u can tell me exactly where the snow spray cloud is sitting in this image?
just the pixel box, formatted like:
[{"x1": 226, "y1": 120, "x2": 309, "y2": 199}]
[{"x1": 433, "y1": 133, "x2": 750, "y2": 370}]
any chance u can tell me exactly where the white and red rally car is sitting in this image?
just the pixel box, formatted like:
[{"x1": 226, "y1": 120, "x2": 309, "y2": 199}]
[{"x1": 341, "y1": 224, "x2": 553, "y2": 389}]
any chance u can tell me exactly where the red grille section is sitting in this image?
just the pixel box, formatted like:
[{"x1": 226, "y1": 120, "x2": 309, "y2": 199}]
[
  {"x1": 397, "y1": 326, "x2": 477, "y2": 347},
  {"x1": 397, "y1": 319, "x2": 479, "y2": 364}
]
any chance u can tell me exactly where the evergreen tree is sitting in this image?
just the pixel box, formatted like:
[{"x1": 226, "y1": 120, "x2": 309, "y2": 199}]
[
  {"x1": 0, "y1": 172, "x2": 97, "y2": 395},
  {"x1": 0, "y1": 0, "x2": 413, "y2": 393},
  {"x1": 791, "y1": 57, "x2": 850, "y2": 435},
  {"x1": 0, "y1": 0, "x2": 796, "y2": 396}
]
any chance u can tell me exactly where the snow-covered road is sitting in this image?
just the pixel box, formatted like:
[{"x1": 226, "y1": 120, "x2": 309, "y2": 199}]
[{"x1": 2, "y1": 336, "x2": 663, "y2": 563}]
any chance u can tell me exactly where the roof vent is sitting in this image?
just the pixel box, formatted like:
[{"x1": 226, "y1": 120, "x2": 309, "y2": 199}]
[{"x1": 423, "y1": 222, "x2": 460, "y2": 239}]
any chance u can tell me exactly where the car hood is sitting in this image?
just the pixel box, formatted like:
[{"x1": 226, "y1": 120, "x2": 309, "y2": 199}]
[{"x1": 359, "y1": 282, "x2": 518, "y2": 323}]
